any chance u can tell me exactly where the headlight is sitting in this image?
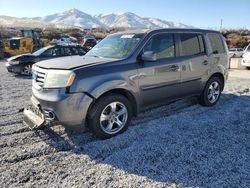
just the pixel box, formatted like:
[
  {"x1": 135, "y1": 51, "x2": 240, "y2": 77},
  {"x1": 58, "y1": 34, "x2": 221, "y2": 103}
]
[
  {"x1": 9, "y1": 61, "x2": 20, "y2": 65},
  {"x1": 43, "y1": 70, "x2": 75, "y2": 88}
]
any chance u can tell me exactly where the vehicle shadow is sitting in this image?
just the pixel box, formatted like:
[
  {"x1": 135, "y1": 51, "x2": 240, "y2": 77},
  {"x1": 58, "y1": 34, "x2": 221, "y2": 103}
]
[
  {"x1": 35, "y1": 93, "x2": 250, "y2": 187},
  {"x1": 14, "y1": 74, "x2": 32, "y2": 80}
]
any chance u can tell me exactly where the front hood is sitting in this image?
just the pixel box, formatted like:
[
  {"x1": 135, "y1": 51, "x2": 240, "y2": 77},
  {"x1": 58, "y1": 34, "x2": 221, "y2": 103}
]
[
  {"x1": 35, "y1": 56, "x2": 117, "y2": 70},
  {"x1": 7, "y1": 53, "x2": 33, "y2": 62}
]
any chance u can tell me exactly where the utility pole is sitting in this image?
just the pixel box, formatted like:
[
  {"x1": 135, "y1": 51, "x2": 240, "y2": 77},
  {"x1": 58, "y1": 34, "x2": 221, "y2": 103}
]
[{"x1": 220, "y1": 19, "x2": 223, "y2": 31}]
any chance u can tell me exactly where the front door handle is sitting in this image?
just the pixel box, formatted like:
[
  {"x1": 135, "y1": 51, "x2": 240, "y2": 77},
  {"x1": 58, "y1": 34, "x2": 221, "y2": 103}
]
[{"x1": 202, "y1": 60, "x2": 209, "y2": 65}]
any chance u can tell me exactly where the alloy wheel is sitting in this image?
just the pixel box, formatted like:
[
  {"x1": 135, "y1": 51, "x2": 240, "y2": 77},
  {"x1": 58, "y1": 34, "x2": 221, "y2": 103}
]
[
  {"x1": 22, "y1": 64, "x2": 32, "y2": 75},
  {"x1": 207, "y1": 81, "x2": 220, "y2": 103},
  {"x1": 100, "y1": 102, "x2": 128, "y2": 134}
]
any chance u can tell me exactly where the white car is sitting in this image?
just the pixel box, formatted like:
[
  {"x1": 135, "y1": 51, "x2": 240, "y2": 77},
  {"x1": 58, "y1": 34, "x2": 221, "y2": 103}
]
[
  {"x1": 241, "y1": 44, "x2": 250, "y2": 70},
  {"x1": 229, "y1": 48, "x2": 244, "y2": 58}
]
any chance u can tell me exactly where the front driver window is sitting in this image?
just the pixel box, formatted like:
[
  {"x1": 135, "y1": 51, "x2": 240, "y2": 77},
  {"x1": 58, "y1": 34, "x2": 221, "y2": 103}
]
[
  {"x1": 143, "y1": 33, "x2": 175, "y2": 60},
  {"x1": 42, "y1": 47, "x2": 60, "y2": 57}
]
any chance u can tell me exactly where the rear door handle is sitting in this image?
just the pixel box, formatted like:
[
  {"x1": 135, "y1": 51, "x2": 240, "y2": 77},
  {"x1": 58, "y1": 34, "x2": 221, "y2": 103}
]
[{"x1": 202, "y1": 60, "x2": 208, "y2": 65}]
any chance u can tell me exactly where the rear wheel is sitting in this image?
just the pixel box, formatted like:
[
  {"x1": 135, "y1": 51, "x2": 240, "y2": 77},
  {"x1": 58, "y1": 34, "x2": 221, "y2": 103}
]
[
  {"x1": 199, "y1": 76, "x2": 223, "y2": 107},
  {"x1": 247, "y1": 67, "x2": 250, "y2": 70},
  {"x1": 21, "y1": 64, "x2": 32, "y2": 76},
  {"x1": 88, "y1": 94, "x2": 132, "y2": 139}
]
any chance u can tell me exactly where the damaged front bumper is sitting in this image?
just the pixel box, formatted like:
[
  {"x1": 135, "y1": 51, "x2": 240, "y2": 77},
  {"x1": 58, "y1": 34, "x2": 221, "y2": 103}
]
[
  {"x1": 23, "y1": 88, "x2": 94, "y2": 130},
  {"x1": 23, "y1": 105, "x2": 45, "y2": 129}
]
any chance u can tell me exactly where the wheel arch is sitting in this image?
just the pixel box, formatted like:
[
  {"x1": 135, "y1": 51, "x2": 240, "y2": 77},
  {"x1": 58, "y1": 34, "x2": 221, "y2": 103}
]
[
  {"x1": 87, "y1": 88, "x2": 138, "y2": 120},
  {"x1": 209, "y1": 72, "x2": 225, "y2": 90}
]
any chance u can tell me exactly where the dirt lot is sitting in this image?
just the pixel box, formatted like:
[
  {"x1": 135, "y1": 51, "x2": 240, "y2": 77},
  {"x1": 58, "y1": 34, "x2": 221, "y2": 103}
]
[{"x1": 0, "y1": 60, "x2": 250, "y2": 187}]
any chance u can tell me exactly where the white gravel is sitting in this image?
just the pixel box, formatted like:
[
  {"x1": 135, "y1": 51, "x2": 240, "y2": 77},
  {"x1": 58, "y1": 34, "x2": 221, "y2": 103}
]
[{"x1": 0, "y1": 60, "x2": 250, "y2": 188}]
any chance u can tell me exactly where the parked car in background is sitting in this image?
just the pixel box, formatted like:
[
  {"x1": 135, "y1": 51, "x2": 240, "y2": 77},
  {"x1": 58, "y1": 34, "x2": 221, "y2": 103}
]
[
  {"x1": 24, "y1": 29, "x2": 229, "y2": 139},
  {"x1": 57, "y1": 36, "x2": 78, "y2": 46},
  {"x1": 241, "y1": 44, "x2": 250, "y2": 70},
  {"x1": 5, "y1": 45, "x2": 88, "y2": 75},
  {"x1": 229, "y1": 48, "x2": 244, "y2": 58},
  {"x1": 82, "y1": 35, "x2": 96, "y2": 49}
]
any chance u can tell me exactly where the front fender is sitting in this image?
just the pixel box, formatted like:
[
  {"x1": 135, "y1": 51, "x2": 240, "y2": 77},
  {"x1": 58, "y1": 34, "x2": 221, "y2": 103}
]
[{"x1": 89, "y1": 79, "x2": 138, "y2": 99}]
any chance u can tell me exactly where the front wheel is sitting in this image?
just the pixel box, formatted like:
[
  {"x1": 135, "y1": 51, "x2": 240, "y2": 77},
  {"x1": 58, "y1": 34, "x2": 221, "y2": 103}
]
[
  {"x1": 21, "y1": 64, "x2": 32, "y2": 76},
  {"x1": 199, "y1": 77, "x2": 223, "y2": 107},
  {"x1": 88, "y1": 94, "x2": 132, "y2": 139}
]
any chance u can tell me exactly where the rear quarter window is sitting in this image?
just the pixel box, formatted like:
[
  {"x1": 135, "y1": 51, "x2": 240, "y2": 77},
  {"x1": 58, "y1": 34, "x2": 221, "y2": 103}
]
[{"x1": 207, "y1": 33, "x2": 226, "y2": 54}]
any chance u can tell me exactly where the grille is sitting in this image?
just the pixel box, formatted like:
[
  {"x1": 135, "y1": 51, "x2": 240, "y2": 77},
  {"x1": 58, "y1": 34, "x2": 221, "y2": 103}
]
[
  {"x1": 32, "y1": 66, "x2": 47, "y2": 88},
  {"x1": 35, "y1": 72, "x2": 46, "y2": 86}
]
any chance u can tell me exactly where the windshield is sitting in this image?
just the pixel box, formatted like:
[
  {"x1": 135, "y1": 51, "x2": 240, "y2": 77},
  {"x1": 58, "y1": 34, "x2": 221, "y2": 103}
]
[
  {"x1": 246, "y1": 45, "x2": 250, "y2": 52},
  {"x1": 32, "y1": 46, "x2": 51, "y2": 56},
  {"x1": 85, "y1": 33, "x2": 144, "y2": 59}
]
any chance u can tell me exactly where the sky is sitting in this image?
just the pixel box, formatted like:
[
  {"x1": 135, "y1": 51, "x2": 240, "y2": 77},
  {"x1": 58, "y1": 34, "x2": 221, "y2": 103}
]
[{"x1": 0, "y1": 0, "x2": 249, "y2": 29}]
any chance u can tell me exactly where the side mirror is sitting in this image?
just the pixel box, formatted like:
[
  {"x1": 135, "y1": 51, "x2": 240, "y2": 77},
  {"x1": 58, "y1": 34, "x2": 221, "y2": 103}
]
[{"x1": 141, "y1": 51, "x2": 157, "y2": 62}]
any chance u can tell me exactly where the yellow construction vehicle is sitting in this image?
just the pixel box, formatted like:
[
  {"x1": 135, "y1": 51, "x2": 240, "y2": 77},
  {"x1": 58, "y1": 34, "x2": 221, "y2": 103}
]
[{"x1": 3, "y1": 29, "x2": 49, "y2": 57}]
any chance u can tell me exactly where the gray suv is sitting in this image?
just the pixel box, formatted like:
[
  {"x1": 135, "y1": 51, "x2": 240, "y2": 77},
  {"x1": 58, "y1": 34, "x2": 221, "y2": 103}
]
[{"x1": 24, "y1": 29, "x2": 229, "y2": 139}]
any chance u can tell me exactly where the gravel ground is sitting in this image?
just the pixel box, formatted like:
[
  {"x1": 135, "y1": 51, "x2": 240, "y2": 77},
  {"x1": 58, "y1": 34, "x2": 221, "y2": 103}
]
[{"x1": 0, "y1": 60, "x2": 250, "y2": 188}]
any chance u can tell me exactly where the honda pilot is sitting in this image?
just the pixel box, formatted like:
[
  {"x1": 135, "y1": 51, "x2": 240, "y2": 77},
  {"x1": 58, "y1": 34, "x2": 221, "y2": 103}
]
[{"x1": 24, "y1": 29, "x2": 229, "y2": 139}]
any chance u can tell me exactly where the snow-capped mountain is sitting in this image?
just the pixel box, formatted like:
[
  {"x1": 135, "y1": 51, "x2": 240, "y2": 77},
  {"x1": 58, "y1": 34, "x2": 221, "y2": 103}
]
[
  {"x1": 34, "y1": 9, "x2": 106, "y2": 28},
  {"x1": 96, "y1": 12, "x2": 191, "y2": 29},
  {"x1": 0, "y1": 9, "x2": 192, "y2": 29},
  {"x1": 0, "y1": 16, "x2": 54, "y2": 28},
  {"x1": 97, "y1": 12, "x2": 157, "y2": 28}
]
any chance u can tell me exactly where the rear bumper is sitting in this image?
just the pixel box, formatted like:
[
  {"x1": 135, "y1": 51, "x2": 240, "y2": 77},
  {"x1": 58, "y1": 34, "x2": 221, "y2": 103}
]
[
  {"x1": 24, "y1": 88, "x2": 94, "y2": 129},
  {"x1": 5, "y1": 62, "x2": 23, "y2": 73}
]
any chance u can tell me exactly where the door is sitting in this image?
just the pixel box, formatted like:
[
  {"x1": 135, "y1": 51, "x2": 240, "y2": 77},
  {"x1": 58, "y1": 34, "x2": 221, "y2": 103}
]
[
  {"x1": 138, "y1": 33, "x2": 181, "y2": 107},
  {"x1": 178, "y1": 33, "x2": 209, "y2": 96}
]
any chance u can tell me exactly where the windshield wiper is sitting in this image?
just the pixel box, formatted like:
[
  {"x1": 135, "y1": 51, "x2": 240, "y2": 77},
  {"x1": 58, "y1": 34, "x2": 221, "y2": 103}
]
[{"x1": 87, "y1": 55, "x2": 104, "y2": 58}]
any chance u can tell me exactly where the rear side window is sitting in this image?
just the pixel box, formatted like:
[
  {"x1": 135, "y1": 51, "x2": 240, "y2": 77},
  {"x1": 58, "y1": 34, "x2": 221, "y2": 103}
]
[
  {"x1": 78, "y1": 47, "x2": 87, "y2": 55},
  {"x1": 61, "y1": 47, "x2": 72, "y2": 56},
  {"x1": 179, "y1": 33, "x2": 205, "y2": 56},
  {"x1": 207, "y1": 33, "x2": 226, "y2": 54},
  {"x1": 143, "y1": 33, "x2": 175, "y2": 60}
]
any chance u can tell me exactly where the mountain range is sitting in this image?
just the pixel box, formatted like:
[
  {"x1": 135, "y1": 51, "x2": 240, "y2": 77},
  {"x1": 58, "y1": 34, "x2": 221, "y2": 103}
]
[{"x1": 0, "y1": 9, "x2": 192, "y2": 29}]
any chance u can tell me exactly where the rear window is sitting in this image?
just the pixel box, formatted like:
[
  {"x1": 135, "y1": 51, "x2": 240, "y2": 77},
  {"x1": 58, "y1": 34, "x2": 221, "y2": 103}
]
[
  {"x1": 179, "y1": 33, "x2": 205, "y2": 56},
  {"x1": 207, "y1": 33, "x2": 226, "y2": 54}
]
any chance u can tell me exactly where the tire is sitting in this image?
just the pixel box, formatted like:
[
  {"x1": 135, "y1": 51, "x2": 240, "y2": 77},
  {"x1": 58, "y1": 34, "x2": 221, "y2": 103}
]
[
  {"x1": 21, "y1": 64, "x2": 32, "y2": 76},
  {"x1": 199, "y1": 76, "x2": 223, "y2": 107},
  {"x1": 88, "y1": 94, "x2": 132, "y2": 139},
  {"x1": 247, "y1": 67, "x2": 250, "y2": 70}
]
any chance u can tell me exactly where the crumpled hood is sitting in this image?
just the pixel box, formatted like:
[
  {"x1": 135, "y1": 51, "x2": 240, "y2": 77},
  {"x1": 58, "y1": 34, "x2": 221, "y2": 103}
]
[
  {"x1": 7, "y1": 53, "x2": 33, "y2": 62},
  {"x1": 35, "y1": 56, "x2": 117, "y2": 70}
]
